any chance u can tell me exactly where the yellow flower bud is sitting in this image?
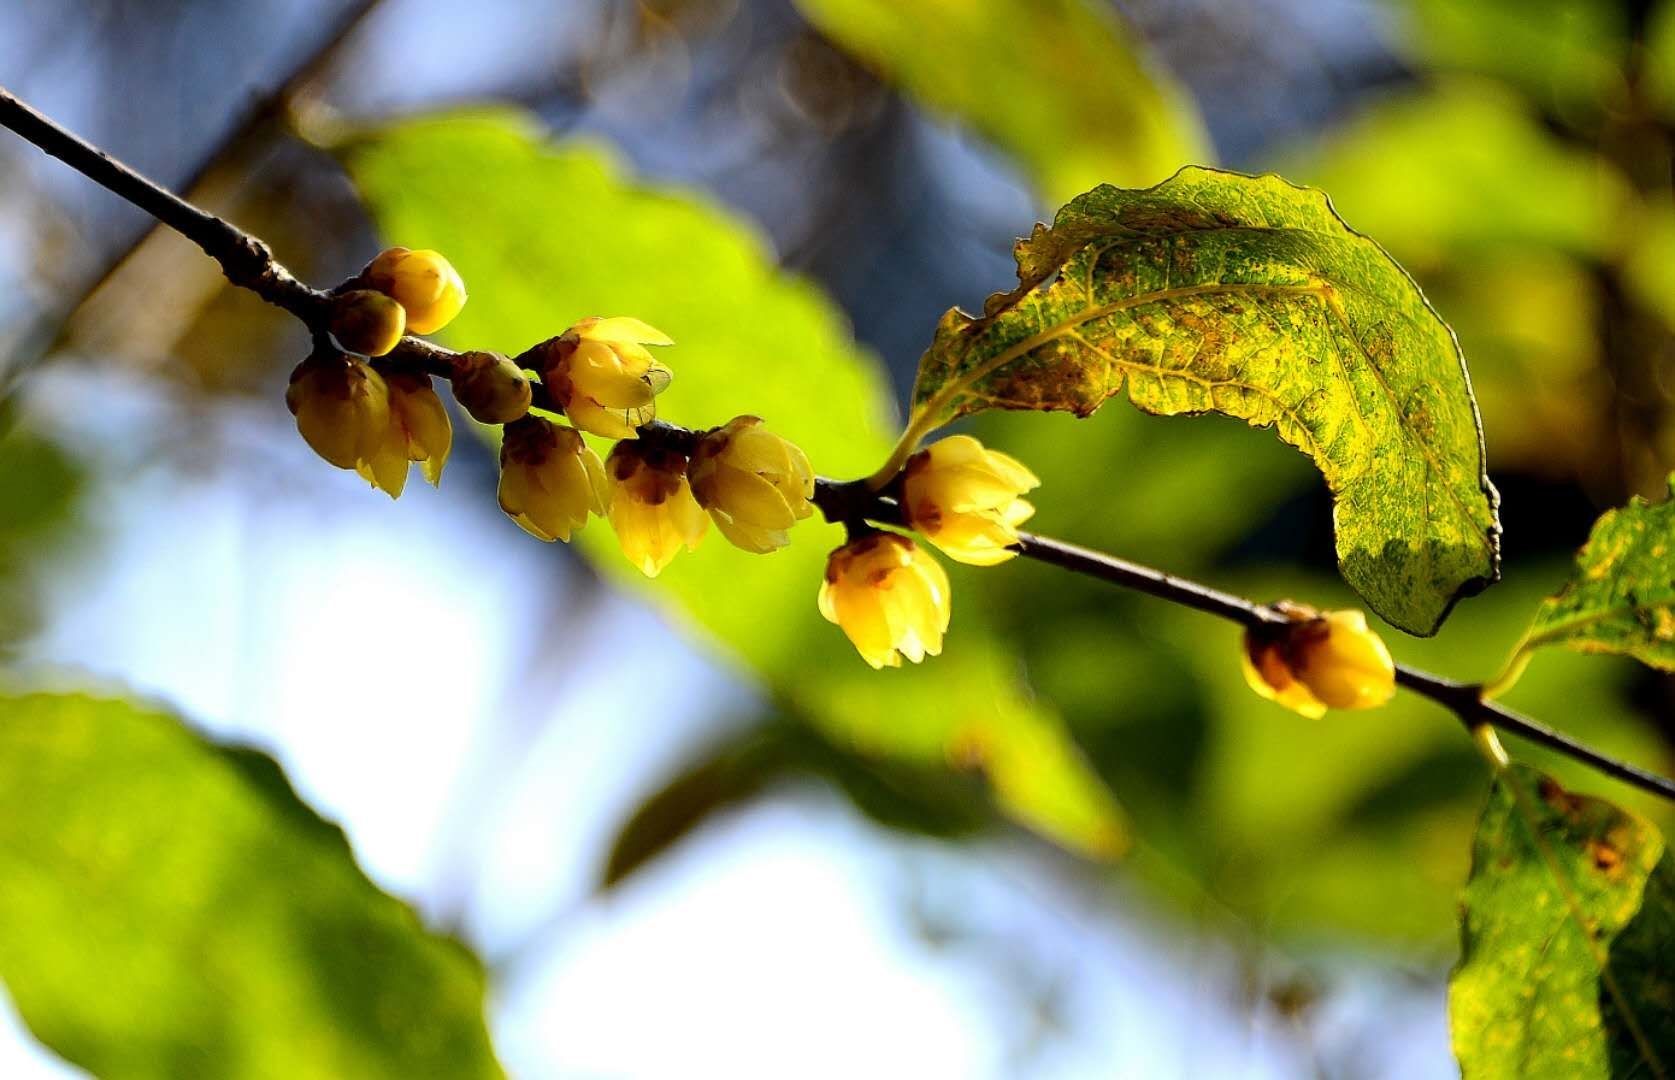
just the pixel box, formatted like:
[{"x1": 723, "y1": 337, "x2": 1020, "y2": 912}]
[
  {"x1": 348, "y1": 370, "x2": 453, "y2": 498},
  {"x1": 285, "y1": 351, "x2": 391, "y2": 471},
  {"x1": 818, "y1": 532, "x2": 951, "y2": 669},
  {"x1": 902, "y1": 436, "x2": 1039, "y2": 566},
  {"x1": 688, "y1": 416, "x2": 815, "y2": 553},
  {"x1": 497, "y1": 416, "x2": 608, "y2": 542},
  {"x1": 327, "y1": 289, "x2": 407, "y2": 357},
  {"x1": 539, "y1": 317, "x2": 674, "y2": 439},
  {"x1": 362, "y1": 247, "x2": 467, "y2": 335},
  {"x1": 1241, "y1": 606, "x2": 1396, "y2": 717},
  {"x1": 606, "y1": 440, "x2": 707, "y2": 576},
  {"x1": 451, "y1": 350, "x2": 533, "y2": 425}
]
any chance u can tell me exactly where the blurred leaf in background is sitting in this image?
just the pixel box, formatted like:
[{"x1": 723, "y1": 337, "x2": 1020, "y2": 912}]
[
  {"x1": 0, "y1": 693, "x2": 502, "y2": 1080},
  {"x1": 1393, "y1": 0, "x2": 1629, "y2": 119},
  {"x1": 794, "y1": 0, "x2": 1210, "y2": 201},
  {"x1": 0, "y1": 419, "x2": 84, "y2": 653},
  {"x1": 340, "y1": 109, "x2": 1127, "y2": 860}
]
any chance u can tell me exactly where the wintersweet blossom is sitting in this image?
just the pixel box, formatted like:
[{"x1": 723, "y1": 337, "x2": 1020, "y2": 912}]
[{"x1": 819, "y1": 532, "x2": 951, "y2": 668}]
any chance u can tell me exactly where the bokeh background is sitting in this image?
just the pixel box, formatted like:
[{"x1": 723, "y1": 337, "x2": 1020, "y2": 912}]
[{"x1": 2, "y1": 0, "x2": 1673, "y2": 1076}]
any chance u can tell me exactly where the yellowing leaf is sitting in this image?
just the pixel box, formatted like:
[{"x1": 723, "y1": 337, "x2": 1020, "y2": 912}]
[
  {"x1": 1450, "y1": 766, "x2": 1675, "y2": 1078},
  {"x1": 904, "y1": 167, "x2": 1500, "y2": 635},
  {"x1": 1520, "y1": 476, "x2": 1675, "y2": 671},
  {"x1": 794, "y1": 0, "x2": 1208, "y2": 201}
]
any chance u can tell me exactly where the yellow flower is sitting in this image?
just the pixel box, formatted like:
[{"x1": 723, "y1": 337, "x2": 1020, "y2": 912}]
[
  {"x1": 540, "y1": 317, "x2": 674, "y2": 439},
  {"x1": 497, "y1": 416, "x2": 608, "y2": 542},
  {"x1": 328, "y1": 289, "x2": 406, "y2": 357},
  {"x1": 451, "y1": 350, "x2": 532, "y2": 425},
  {"x1": 353, "y1": 370, "x2": 453, "y2": 498},
  {"x1": 818, "y1": 533, "x2": 951, "y2": 669},
  {"x1": 362, "y1": 247, "x2": 467, "y2": 334},
  {"x1": 901, "y1": 435, "x2": 1039, "y2": 566},
  {"x1": 1241, "y1": 607, "x2": 1396, "y2": 718},
  {"x1": 606, "y1": 440, "x2": 708, "y2": 576},
  {"x1": 285, "y1": 351, "x2": 391, "y2": 471},
  {"x1": 688, "y1": 416, "x2": 815, "y2": 553}
]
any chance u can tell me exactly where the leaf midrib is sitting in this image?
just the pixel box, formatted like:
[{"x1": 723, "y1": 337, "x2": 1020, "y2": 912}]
[
  {"x1": 909, "y1": 280, "x2": 1331, "y2": 443},
  {"x1": 914, "y1": 274, "x2": 1495, "y2": 566},
  {"x1": 1528, "y1": 596, "x2": 1675, "y2": 654}
]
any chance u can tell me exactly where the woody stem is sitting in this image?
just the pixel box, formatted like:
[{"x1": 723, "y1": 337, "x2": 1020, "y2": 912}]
[{"x1": 3, "y1": 86, "x2": 1672, "y2": 805}]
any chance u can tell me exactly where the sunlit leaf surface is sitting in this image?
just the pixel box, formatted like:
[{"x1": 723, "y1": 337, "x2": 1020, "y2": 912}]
[
  {"x1": 1450, "y1": 766, "x2": 1674, "y2": 1078},
  {"x1": 794, "y1": 0, "x2": 1208, "y2": 200},
  {"x1": 0, "y1": 693, "x2": 502, "y2": 1080},
  {"x1": 1522, "y1": 477, "x2": 1675, "y2": 672},
  {"x1": 341, "y1": 109, "x2": 1126, "y2": 858},
  {"x1": 908, "y1": 167, "x2": 1500, "y2": 634}
]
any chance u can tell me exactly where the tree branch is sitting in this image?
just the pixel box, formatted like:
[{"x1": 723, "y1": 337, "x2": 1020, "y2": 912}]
[
  {"x1": 14, "y1": 0, "x2": 388, "y2": 375},
  {"x1": 3, "y1": 85, "x2": 1671, "y2": 806}
]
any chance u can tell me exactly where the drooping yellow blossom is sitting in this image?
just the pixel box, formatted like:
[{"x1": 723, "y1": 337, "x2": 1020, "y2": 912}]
[
  {"x1": 497, "y1": 416, "x2": 608, "y2": 542},
  {"x1": 818, "y1": 532, "x2": 951, "y2": 669},
  {"x1": 362, "y1": 247, "x2": 467, "y2": 334},
  {"x1": 688, "y1": 415, "x2": 815, "y2": 553},
  {"x1": 451, "y1": 350, "x2": 533, "y2": 425},
  {"x1": 285, "y1": 351, "x2": 391, "y2": 471},
  {"x1": 328, "y1": 289, "x2": 406, "y2": 357},
  {"x1": 540, "y1": 317, "x2": 674, "y2": 439},
  {"x1": 901, "y1": 435, "x2": 1039, "y2": 566},
  {"x1": 1241, "y1": 606, "x2": 1396, "y2": 718},
  {"x1": 606, "y1": 440, "x2": 708, "y2": 576},
  {"x1": 353, "y1": 370, "x2": 453, "y2": 498}
]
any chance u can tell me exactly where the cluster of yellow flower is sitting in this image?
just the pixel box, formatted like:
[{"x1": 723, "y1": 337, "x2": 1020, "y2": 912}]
[
  {"x1": 288, "y1": 246, "x2": 1400, "y2": 708},
  {"x1": 288, "y1": 247, "x2": 473, "y2": 498},
  {"x1": 818, "y1": 437, "x2": 1039, "y2": 668}
]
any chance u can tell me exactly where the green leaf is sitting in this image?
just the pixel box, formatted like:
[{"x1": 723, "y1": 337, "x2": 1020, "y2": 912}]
[
  {"x1": 1450, "y1": 766, "x2": 1675, "y2": 1078},
  {"x1": 1520, "y1": 476, "x2": 1675, "y2": 671},
  {"x1": 906, "y1": 166, "x2": 1500, "y2": 634},
  {"x1": 339, "y1": 109, "x2": 1126, "y2": 860},
  {"x1": 0, "y1": 692, "x2": 502, "y2": 1079},
  {"x1": 793, "y1": 0, "x2": 1209, "y2": 201}
]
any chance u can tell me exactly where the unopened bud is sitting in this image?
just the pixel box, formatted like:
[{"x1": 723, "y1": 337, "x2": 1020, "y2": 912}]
[
  {"x1": 362, "y1": 247, "x2": 467, "y2": 335},
  {"x1": 328, "y1": 289, "x2": 406, "y2": 357},
  {"x1": 451, "y1": 350, "x2": 533, "y2": 425}
]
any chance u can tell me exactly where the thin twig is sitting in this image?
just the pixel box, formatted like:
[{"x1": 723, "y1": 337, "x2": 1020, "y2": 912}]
[
  {"x1": 1, "y1": 0, "x2": 387, "y2": 397},
  {"x1": 2, "y1": 86, "x2": 1671, "y2": 805}
]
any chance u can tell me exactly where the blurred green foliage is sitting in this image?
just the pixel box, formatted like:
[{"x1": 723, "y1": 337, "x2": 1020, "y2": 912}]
[
  {"x1": 793, "y1": 0, "x2": 1207, "y2": 200},
  {"x1": 342, "y1": 110, "x2": 1127, "y2": 859},
  {"x1": 1395, "y1": 0, "x2": 1630, "y2": 118},
  {"x1": 0, "y1": 693, "x2": 502, "y2": 1079},
  {"x1": 0, "y1": 419, "x2": 83, "y2": 653}
]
